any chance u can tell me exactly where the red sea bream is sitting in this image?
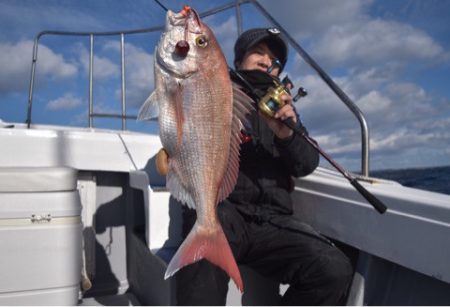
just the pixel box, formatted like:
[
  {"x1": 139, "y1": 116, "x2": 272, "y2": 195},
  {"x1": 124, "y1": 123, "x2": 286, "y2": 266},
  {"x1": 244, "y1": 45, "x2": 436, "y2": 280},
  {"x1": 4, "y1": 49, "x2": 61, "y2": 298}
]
[{"x1": 138, "y1": 6, "x2": 252, "y2": 292}]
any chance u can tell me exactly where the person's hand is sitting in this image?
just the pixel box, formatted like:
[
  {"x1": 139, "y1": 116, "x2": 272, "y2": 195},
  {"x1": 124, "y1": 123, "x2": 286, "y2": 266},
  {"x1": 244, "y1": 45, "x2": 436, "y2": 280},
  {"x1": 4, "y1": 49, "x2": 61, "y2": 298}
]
[
  {"x1": 261, "y1": 93, "x2": 297, "y2": 139},
  {"x1": 155, "y1": 148, "x2": 169, "y2": 176}
]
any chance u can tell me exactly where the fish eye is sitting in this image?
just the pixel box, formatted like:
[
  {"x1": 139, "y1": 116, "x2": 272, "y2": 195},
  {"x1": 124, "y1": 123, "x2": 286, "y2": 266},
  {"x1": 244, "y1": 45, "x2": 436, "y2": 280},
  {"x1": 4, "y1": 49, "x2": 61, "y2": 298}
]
[{"x1": 195, "y1": 35, "x2": 208, "y2": 48}]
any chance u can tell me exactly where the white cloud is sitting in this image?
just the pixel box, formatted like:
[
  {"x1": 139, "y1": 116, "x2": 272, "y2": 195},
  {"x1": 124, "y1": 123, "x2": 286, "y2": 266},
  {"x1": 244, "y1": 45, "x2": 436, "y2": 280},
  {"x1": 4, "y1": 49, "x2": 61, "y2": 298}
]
[
  {"x1": 0, "y1": 40, "x2": 77, "y2": 93},
  {"x1": 370, "y1": 129, "x2": 450, "y2": 158},
  {"x1": 76, "y1": 43, "x2": 119, "y2": 80},
  {"x1": 312, "y1": 19, "x2": 446, "y2": 69},
  {"x1": 258, "y1": 0, "x2": 450, "y2": 172},
  {"x1": 313, "y1": 133, "x2": 360, "y2": 155},
  {"x1": 47, "y1": 93, "x2": 82, "y2": 110},
  {"x1": 289, "y1": 73, "x2": 358, "y2": 133},
  {"x1": 259, "y1": 0, "x2": 371, "y2": 38},
  {"x1": 207, "y1": 16, "x2": 238, "y2": 66},
  {"x1": 103, "y1": 40, "x2": 154, "y2": 108},
  {"x1": 259, "y1": 0, "x2": 447, "y2": 71},
  {"x1": 356, "y1": 90, "x2": 391, "y2": 114},
  {"x1": 124, "y1": 44, "x2": 154, "y2": 107},
  {"x1": 289, "y1": 68, "x2": 449, "y2": 171}
]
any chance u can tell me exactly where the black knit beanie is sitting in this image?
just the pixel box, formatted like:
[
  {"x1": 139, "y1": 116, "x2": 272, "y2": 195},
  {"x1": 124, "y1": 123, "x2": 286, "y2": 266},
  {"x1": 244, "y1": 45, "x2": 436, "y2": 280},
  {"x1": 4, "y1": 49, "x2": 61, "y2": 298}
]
[{"x1": 234, "y1": 28, "x2": 288, "y2": 73}]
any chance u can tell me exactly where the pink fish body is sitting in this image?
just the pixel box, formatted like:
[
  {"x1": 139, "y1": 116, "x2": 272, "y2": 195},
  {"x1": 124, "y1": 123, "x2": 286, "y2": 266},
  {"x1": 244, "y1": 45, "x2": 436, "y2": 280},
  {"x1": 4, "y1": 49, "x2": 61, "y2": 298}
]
[{"x1": 138, "y1": 6, "x2": 252, "y2": 292}]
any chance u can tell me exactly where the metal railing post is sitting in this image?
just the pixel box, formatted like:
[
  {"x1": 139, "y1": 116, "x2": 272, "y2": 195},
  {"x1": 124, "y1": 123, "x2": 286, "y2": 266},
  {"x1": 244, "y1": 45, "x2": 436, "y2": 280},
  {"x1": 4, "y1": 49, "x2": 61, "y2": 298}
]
[
  {"x1": 120, "y1": 33, "x2": 127, "y2": 130},
  {"x1": 26, "y1": 37, "x2": 40, "y2": 128},
  {"x1": 89, "y1": 34, "x2": 94, "y2": 128},
  {"x1": 235, "y1": 0, "x2": 243, "y2": 36}
]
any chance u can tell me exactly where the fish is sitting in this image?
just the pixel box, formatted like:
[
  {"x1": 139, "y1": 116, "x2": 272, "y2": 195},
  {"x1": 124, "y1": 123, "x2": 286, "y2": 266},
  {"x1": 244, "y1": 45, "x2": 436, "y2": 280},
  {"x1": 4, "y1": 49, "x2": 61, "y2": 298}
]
[{"x1": 138, "y1": 6, "x2": 253, "y2": 292}]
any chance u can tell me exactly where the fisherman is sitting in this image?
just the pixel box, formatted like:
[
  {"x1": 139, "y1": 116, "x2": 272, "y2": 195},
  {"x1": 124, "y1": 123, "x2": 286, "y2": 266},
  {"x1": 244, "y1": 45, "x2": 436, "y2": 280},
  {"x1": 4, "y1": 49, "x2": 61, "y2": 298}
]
[{"x1": 176, "y1": 28, "x2": 353, "y2": 305}]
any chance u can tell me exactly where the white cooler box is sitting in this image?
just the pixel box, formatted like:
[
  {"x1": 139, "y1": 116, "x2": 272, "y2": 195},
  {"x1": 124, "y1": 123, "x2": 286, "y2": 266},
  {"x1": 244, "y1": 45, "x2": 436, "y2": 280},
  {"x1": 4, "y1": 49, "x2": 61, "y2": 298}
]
[{"x1": 0, "y1": 167, "x2": 82, "y2": 305}]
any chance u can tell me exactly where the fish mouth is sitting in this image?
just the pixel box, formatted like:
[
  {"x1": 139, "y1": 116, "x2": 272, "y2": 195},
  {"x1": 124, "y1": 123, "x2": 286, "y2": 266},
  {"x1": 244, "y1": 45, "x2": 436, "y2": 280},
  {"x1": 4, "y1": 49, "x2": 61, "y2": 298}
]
[
  {"x1": 167, "y1": 10, "x2": 185, "y2": 27},
  {"x1": 168, "y1": 8, "x2": 202, "y2": 34},
  {"x1": 156, "y1": 51, "x2": 197, "y2": 79}
]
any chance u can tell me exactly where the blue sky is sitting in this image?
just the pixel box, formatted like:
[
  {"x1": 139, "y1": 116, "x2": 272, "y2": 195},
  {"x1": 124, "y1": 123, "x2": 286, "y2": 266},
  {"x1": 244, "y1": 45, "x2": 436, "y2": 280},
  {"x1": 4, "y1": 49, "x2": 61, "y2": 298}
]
[{"x1": 1, "y1": 0, "x2": 449, "y2": 172}]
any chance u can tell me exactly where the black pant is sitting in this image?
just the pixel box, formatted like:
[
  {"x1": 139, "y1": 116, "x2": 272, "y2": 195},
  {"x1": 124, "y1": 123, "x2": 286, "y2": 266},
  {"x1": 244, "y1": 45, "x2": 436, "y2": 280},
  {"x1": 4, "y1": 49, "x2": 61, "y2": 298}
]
[{"x1": 176, "y1": 201, "x2": 353, "y2": 305}]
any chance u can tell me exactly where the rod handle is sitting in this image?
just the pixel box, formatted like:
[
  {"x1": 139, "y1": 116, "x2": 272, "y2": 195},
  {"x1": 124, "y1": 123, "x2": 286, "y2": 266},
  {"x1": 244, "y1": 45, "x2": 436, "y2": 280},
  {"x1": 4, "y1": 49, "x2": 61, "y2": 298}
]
[{"x1": 350, "y1": 178, "x2": 387, "y2": 214}]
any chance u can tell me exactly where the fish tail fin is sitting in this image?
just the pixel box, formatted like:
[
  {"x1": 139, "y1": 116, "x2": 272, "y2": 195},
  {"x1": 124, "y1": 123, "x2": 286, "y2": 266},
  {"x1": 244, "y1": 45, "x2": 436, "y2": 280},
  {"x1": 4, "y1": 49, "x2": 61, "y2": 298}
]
[{"x1": 164, "y1": 222, "x2": 243, "y2": 292}]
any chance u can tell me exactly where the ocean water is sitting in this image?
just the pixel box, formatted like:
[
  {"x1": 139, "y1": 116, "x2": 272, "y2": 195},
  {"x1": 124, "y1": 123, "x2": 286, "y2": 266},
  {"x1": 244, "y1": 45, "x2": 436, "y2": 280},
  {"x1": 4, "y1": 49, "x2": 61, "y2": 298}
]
[{"x1": 372, "y1": 165, "x2": 450, "y2": 196}]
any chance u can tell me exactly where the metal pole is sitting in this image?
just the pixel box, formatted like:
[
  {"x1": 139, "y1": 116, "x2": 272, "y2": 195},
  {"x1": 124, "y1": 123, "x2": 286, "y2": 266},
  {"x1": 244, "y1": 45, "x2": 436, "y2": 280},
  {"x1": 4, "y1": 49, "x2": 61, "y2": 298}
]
[
  {"x1": 89, "y1": 34, "x2": 94, "y2": 128},
  {"x1": 26, "y1": 37, "x2": 40, "y2": 128},
  {"x1": 252, "y1": 0, "x2": 370, "y2": 176},
  {"x1": 121, "y1": 33, "x2": 126, "y2": 130},
  {"x1": 235, "y1": 0, "x2": 243, "y2": 36}
]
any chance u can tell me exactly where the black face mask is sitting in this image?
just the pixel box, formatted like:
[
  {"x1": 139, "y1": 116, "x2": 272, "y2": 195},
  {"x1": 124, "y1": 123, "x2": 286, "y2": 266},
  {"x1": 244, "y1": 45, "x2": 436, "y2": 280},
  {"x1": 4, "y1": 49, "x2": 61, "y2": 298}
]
[{"x1": 230, "y1": 69, "x2": 280, "y2": 100}]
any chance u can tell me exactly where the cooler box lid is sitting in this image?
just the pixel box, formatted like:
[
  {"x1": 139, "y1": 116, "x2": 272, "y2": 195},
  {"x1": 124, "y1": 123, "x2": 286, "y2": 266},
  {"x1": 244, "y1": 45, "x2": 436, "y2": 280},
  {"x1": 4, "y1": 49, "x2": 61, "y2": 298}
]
[{"x1": 0, "y1": 167, "x2": 77, "y2": 192}]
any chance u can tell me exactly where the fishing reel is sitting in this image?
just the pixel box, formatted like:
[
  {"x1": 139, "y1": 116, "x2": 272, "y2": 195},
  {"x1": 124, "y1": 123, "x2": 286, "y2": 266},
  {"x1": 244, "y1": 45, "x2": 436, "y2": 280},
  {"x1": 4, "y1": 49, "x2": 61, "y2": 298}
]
[
  {"x1": 258, "y1": 79, "x2": 290, "y2": 117},
  {"x1": 258, "y1": 77, "x2": 308, "y2": 118}
]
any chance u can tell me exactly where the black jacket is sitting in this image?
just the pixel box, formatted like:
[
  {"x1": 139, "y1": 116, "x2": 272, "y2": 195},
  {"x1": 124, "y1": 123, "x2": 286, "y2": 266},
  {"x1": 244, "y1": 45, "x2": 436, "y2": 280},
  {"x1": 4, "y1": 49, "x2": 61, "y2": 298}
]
[{"x1": 227, "y1": 77, "x2": 319, "y2": 218}]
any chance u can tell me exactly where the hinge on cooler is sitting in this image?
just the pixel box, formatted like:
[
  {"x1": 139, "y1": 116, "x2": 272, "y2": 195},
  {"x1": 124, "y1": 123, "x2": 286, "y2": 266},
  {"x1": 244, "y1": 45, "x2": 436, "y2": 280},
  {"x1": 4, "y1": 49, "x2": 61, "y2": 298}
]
[{"x1": 31, "y1": 214, "x2": 52, "y2": 223}]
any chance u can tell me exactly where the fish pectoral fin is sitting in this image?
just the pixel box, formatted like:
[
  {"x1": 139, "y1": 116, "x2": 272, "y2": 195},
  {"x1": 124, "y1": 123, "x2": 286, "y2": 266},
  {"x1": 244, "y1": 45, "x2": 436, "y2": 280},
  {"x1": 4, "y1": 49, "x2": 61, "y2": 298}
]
[
  {"x1": 216, "y1": 84, "x2": 255, "y2": 203},
  {"x1": 137, "y1": 91, "x2": 159, "y2": 120},
  {"x1": 232, "y1": 83, "x2": 254, "y2": 129},
  {"x1": 164, "y1": 222, "x2": 244, "y2": 293}
]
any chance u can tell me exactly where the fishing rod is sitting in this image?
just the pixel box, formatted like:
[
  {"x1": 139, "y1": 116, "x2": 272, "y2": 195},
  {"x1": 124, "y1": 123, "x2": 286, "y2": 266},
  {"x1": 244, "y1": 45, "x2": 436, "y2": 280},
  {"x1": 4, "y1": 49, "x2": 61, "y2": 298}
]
[
  {"x1": 154, "y1": 0, "x2": 169, "y2": 11},
  {"x1": 281, "y1": 118, "x2": 387, "y2": 214},
  {"x1": 151, "y1": 0, "x2": 386, "y2": 214},
  {"x1": 230, "y1": 68, "x2": 387, "y2": 214}
]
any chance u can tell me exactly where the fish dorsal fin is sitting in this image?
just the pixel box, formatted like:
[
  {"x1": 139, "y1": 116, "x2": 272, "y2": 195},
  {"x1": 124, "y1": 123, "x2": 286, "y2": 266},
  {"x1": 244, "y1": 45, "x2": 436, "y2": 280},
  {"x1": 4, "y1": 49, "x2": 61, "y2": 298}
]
[
  {"x1": 137, "y1": 91, "x2": 159, "y2": 120},
  {"x1": 216, "y1": 83, "x2": 254, "y2": 203}
]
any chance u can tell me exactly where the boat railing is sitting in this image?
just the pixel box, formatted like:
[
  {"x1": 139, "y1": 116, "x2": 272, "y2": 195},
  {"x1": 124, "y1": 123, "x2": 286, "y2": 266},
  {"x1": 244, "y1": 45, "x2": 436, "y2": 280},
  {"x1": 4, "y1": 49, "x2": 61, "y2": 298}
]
[
  {"x1": 25, "y1": 0, "x2": 370, "y2": 176},
  {"x1": 26, "y1": 27, "x2": 162, "y2": 131}
]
